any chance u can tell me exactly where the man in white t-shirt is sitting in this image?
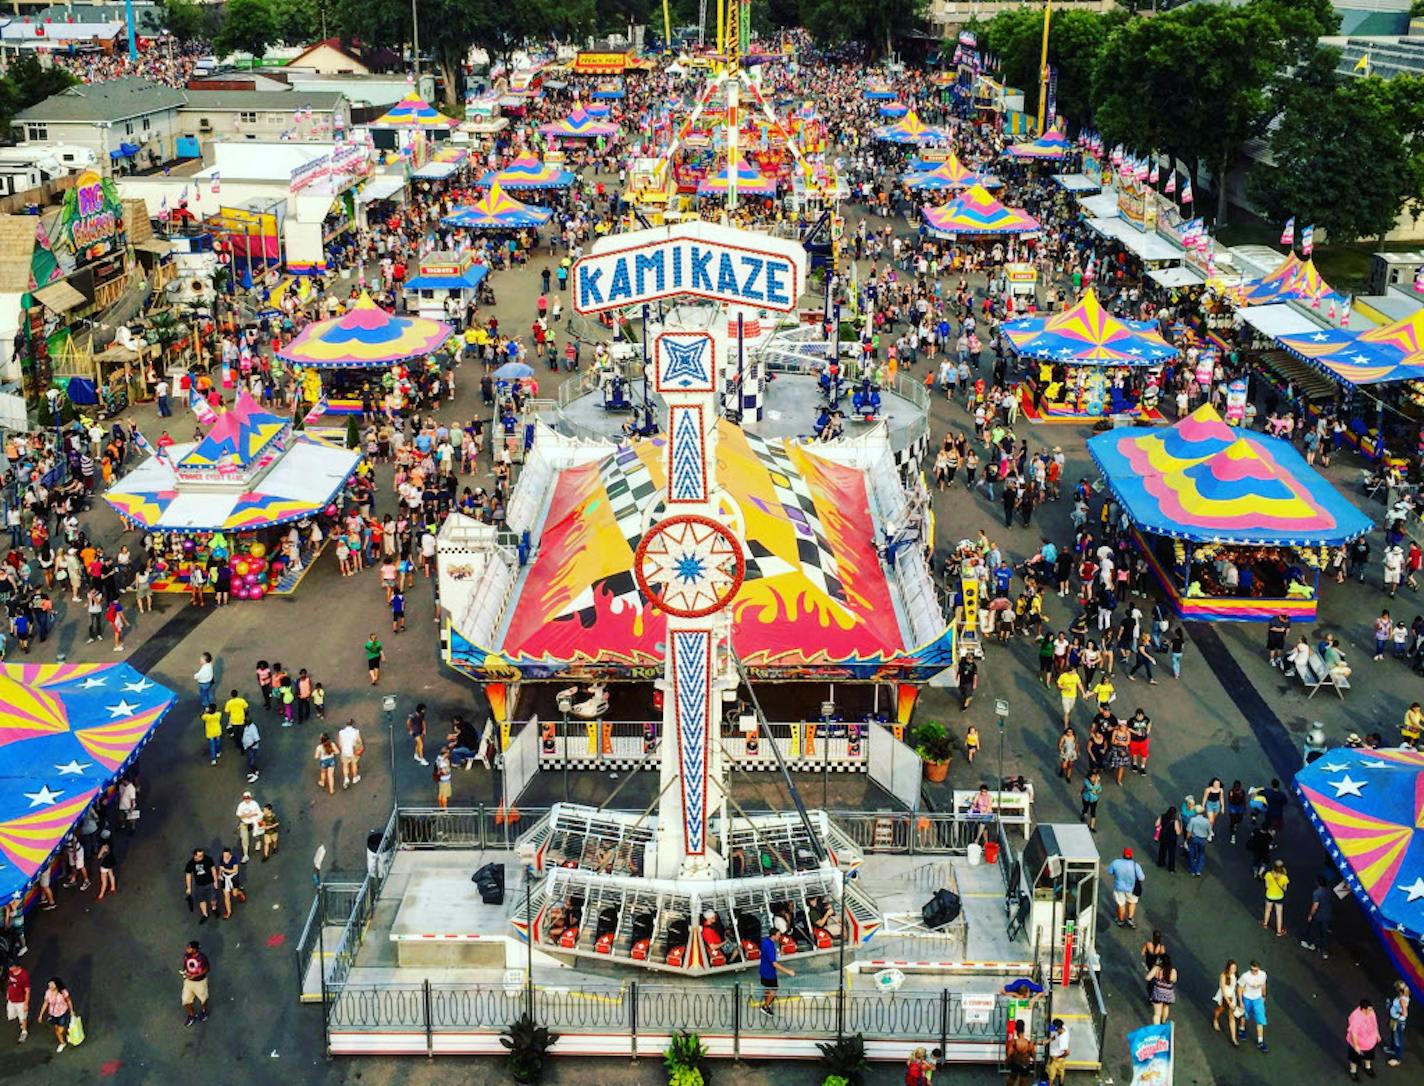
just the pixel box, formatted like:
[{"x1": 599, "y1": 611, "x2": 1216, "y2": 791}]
[
  {"x1": 1045, "y1": 1019, "x2": 1070, "y2": 1085},
  {"x1": 336, "y1": 719, "x2": 363, "y2": 789},
  {"x1": 1236, "y1": 961, "x2": 1269, "y2": 1052},
  {"x1": 234, "y1": 791, "x2": 262, "y2": 863}
]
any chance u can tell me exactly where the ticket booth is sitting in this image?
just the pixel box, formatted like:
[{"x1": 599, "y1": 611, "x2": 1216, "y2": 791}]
[
  {"x1": 402, "y1": 250, "x2": 488, "y2": 321},
  {"x1": 1021, "y1": 823, "x2": 1099, "y2": 980}
]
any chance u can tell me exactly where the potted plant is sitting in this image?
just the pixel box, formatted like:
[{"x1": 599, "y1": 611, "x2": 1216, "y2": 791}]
[
  {"x1": 500, "y1": 1012, "x2": 558, "y2": 1084},
  {"x1": 817, "y1": 1033, "x2": 867, "y2": 1086},
  {"x1": 912, "y1": 721, "x2": 954, "y2": 783},
  {"x1": 664, "y1": 1030, "x2": 710, "y2": 1086}
]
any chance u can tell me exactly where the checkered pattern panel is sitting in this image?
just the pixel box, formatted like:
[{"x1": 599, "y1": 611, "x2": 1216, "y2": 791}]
[{"x1": 740, "y1": 432, "x2": 848, "y2": 605}]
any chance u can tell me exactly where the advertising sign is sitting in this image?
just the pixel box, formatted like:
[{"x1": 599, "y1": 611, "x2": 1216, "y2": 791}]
[
  {"x1": 60, "y1": 170, "x2": 123, "y2": 263},
  {"x1": 573, "y1": 221, "x2": 807, "y2": 314},
  {"x1": 1127, "y1": 1023, "x2": 1174, "y2": 1086}
]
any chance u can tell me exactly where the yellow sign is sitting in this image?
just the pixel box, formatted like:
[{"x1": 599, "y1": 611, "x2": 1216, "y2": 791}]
[
  {"x1": 1006, "y1": 263, "x2": 1037, "y2": 284},
  {"x1": 961, "y1": 576, "x2": 980, "y2": 631},
  {"x1": 574, "y1": 51, "x2": 629, "y2": 74},
  {"x1": 586, "y1": 720, "x2": 599, "y2": 754}
]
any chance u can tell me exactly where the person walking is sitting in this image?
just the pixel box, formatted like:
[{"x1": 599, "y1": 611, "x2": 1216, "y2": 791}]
[
  {"x1": 364, "y1": 633, "x2": 384, "y2": 684},
  {"x1": 1057, "y1": 725, "x2": 1078, "y2": 782},
  {"x1": 1106, "y1": 847, "x2": 1143, "y2": 928},
  {"x1": 1079, "y1": 770, "x2": 1103, "y2": 832},
  {"x1": 6, "y1": 961, "x2": 29, "y2": 1043},
  {"x1": 434, "y1": 746, "x2": 453, "y2": 809},
  {"x1": 1127, "y1": 709, "x2": 1153, "y2": 777},
  {"x1": 94, "y1": 838, "x2": 116, "y2": 900},
  {"x1": 314, "y1": 734, "x2": 338, "y2": 795},
  {"x1": 757, "y1": 916, "x2": 795, "y2": 1017},
  {"x1": 1300, "y1": 873, "x2": 1334, "y2": 958},
  {"x1": 1384, "y1": 980, "x2": 1410, "y2": 1066},
  {"x1": 1184, "y1": 804, "x2": 1211, "y2": 877},
  {"x1": 1005, "y1": 1019, "x2": 1036, "y2": 1086},
  {"x1": 1262, "y1": 860, "x2": 1289, "y2": 936},
  {"x1": 240, "y1": 718, "x2": 261, "y2": 783},
  {"x1": 1347, "y1": 998, "x2": 1381, "y2": 1081},
  {"x1": 258, "y1": 803, "x2": 280, "y2": 861},
  {"x1": 1056, "y1": 667, "x2": 1084, "y2": 727},
  {"x1": 41, "y1": 978, "x2": 74, "y2": 1053},
  {"x1": 337, "y1": 718, "x2": 364, "y2": 788},
  {"x1": 1154, "y1": 805, "x2": 1181, "y2": 873},
  {"x1": 1045, "y1": 1019, "x2": 1070, "y2": 1086},
  {"x1": 1212, "y1": 960, "x2": 1242, "y2": 1046},
  {"x1": 180, "y1": 942, "x2": 211, "y2": 1027},
  {"x1": 235, "y1": 790, "x2": 262, "y2": 863},
  {"x1": 194, "y1": 652, "x2": 215, "y2": 707},
  {"x1": 1146, "y1": 953, "x2": 1178, "y2": 1023},
  {"x1": 202, "y1": 703, "x2": 222, "y2": 766},
  {"x1": 184, "y1": 847, "x2": 217, "y2": 924},
  {"x1": 1237, "y1": 960, "x2": 1270, "y2": 1052},
  {"x1": 407, "y1": 703, "x2": 429, "y2": 766},
  {"x1": 216, "y1": 848, "x2": 244, "y2": 918},
  {"x1": 1127, "y1": 634, "x2": 1158, "y2": 683}
]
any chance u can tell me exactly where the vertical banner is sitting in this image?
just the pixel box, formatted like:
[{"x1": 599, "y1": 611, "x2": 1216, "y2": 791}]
[
  {"x1": 1128, "y1": 1023, "x2": 1174, "y2": 1086},
  {"x1": 961, "y1": 576, "x2": 980, "y2": 631},
  {"x1": 586, "y1": 720, "x2": 598, "y2": 754},
  {"x1": 601, "y1": 721, "x2": 613, "y2": 755},
  {"x1": 804, "y1": 722, "x2": 816, "y2": 757}
]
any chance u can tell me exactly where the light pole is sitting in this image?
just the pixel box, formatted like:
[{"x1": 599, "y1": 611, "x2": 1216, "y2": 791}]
[
  {"x1": 383, "y1": 695, "x2": 398, "y2": 806},
  {"x1": 994, "y1": 699, "x2": 1009, "y2": 808},
  {"x1": 313, "y1": 844, "x2": 329, "y2": 1051},
  {"x1": 524, "y1": 866, "x2": 535, "y2": 1019},
  {"x1": 556, "y1": 690, "x2": 573, "y2": 802}
]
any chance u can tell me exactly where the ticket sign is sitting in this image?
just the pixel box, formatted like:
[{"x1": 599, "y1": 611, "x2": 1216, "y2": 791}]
[{"x1": 573, "y1": 221, "x2": 807, "y2": 315}]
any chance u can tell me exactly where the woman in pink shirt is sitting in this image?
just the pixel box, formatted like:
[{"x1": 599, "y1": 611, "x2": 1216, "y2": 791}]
[
  {"x1": 1347, "y1": 997, "x2": 1381, "y2": 1081},
  {"x1": 42, "y1": 977, "x2": 74, "y2": 1052}
]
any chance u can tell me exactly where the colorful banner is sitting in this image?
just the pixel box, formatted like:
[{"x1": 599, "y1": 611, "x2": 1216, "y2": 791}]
[{"x1": 1128, "y1": 1023, "x2": 1173, "y2": 1086}]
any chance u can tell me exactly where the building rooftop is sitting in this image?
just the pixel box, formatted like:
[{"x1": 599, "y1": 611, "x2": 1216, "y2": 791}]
[
  {"x1": 288, "y1": 37, "x2": 402, "y2": 72},
  {"x1": 181, "y1": 90, "x2": 347, "y2": 112},
  {"x1": 16, "y1": 76, "x2": 187, "y2": 124}
]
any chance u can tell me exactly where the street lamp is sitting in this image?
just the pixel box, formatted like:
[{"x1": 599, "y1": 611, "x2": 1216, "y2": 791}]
[
  {"x1": 556, "y1": 690, "x2": 573, "y2": 802},
  {"x1": 383, "y1": 695, "x2": 398, "y2": 805},
  {"x1": 313, "y1": 844, "x2": 329, "y2": 1051},
  {"x1": 994, "y1": 699, "x2": 1009, "y2": 808}
]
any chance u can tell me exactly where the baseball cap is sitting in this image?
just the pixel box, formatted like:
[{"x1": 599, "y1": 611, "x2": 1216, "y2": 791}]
[{"x1": 1122, "y1": 848, "x2": 1133, "y2": 859}]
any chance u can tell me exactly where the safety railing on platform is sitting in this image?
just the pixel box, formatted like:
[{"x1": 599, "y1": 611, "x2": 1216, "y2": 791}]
[
  {"x1": 827, "y1": 812, "x2": 1007, "y2": 857},
  {"x1": 325, "y1": 978, "x2": 1012, "y2": 1054}
]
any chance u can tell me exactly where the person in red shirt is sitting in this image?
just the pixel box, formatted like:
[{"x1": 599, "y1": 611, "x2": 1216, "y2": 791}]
[{"x1": 6, "y1": 962, "x2": 29, "y2": 1043}]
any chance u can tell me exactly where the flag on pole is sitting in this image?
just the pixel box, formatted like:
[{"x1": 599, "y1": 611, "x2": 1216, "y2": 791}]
[
  {"x1": 1301, "y1": 225, "x2": 1315, "y2": 256},
  {"x1": 189, "y1": 389, "x2": 217, "y2": 425},
  {"x1": 131, "y1": 429, "x2": 163, "y2": 460},
  {"x1": 1149, "y1": 161, "x2": 1159, "y2": 184},
  {"x1": 1180, "y1": 178, "x2": 1193, "y2": 204},
  {"x1": 303, "y1": 398, "x2": 329, "y2": 425},
  {"x1": 1341, "y1": 300, "x2": 1351, "y2": 326},
  {"x1": 211, "y1": 172, "x2": 220, "y2": 194},
  {"x1": 1414, "y1": 266, "x2": 1424, "y2": 293},
  {"x1": 1280, "y1": 217, "x2": 1295, "y2": 245},
  {"x1": 1164, "y1": 172, "x2": 1176, "y2": 194},
  {"x1": 1354, "y1": 52, "x2": 1371, "y2": 74}
]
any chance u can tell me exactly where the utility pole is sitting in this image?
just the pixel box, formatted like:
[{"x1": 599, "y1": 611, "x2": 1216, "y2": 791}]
[
  {"x1": 1036, "y1": 0, "x2": 1052, "y2": 136},
  {"x1": 410, "y1": 0, "x2": 420, "y2": 79}
]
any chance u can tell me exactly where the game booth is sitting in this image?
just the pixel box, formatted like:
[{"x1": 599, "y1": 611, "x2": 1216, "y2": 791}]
[
  {"x1": 1004, "y1": 290, "x2": 1176, "y2": 422},
  {"x1": 874, "y1": 111, "x2": 950, "y2": 147},
  {"x1": 478, "y1": 154, "x2": 576, "y2": 191},
  {"x1": 104, "y1": 393, "x2": 364, "y2": 596},
  {"x1": 1295, "y1": 746, "x2": 1424, "y2": 1001},
  {"x1": 442, "y1": 181, "x2": 554, "y2": 232},
  {"x1": 0, "y1": 663, "x2": 176, "y2": 911},
  {"x1": 275, "y1": 292, "x2": 454, "y2": 418},
  {"x1": 1086, "y1": 404, "x2": 1371, "y2": 622}
]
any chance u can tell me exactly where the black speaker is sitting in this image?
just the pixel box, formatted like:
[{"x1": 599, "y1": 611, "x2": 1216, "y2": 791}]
[
  {"x1": 472, "y1": 862, "x2": 505, "y2": 905},
  {"x1": 921, "y1": 889, "x2": 962, "y2": 929}
]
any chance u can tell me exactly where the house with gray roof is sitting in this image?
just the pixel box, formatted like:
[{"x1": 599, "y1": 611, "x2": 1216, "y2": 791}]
[{"x1": 14, "y1": 77, "x2": 188, "y2": 175}]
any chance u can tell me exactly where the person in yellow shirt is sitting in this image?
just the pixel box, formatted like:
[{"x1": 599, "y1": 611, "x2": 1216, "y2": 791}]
[
  {"x1": 202, "y1": 706, "x2": 222, "y2": 765},
  {"x1": 1262, "y1": 860, "x2": 1289, "y2": 935},
  {"x1": 1091, "y1": 677, "x2": 1115, "y2": 710},
  {"x1": 1403, "y1": 702, "x2": 1423, "y2": 748},
  {"x1": 1057, "y1": 669, "x2": 1085, "y2": 726},
  {"x1": 223, "y1": 690, "x2": 249, "y2": 750}
]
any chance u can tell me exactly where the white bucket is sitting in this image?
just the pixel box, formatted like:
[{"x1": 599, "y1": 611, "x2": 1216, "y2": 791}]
[{"x1": 967, "y1": 842, "x2": 983, "y2": 866}]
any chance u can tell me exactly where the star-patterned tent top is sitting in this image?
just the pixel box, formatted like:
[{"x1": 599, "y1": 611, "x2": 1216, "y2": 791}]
[
  {"x1": 1002, "y1": 289, "x2": 1176, "y2": 365},
  {"x1": 276, "y1": 292, "x2": 454, "y2": 368},
  {"x1": 175, "y1": 391, "x2": 288, "y2": 472},
  {"x1": 0, "y1": 663, "x2": 175, "y2": 902},
  {"x1": 539, "y1": 107, "x2": 619, "y2": 139},
  {"x1": 922, "y1": 184, "x2": 1039, "y2": 236},
  {"x1": 478, "y1": 154, "x2": 576, "y2": 190},
  {"x1": 1086, "y1": 404, "x2": 1372, "y2": 546},
  {"x1": 371, "y1": 93, "x2": 458, "y2": 128},
  {"x1": 1234, "y1": 252, "x2": 1342, "y2": 308},
  {"x1": 1276, "y1": 307, "x2": 1424, "y2": 389},
  {"x1": 441, "y1": 181, "x2": 555, "y2": 230},
  {"x1": 903, "y1": 153, "x2": 1001, "y2": 191},
  {"x1": 1295, "y1": 746, "x2": 1424, "y2": 940},
  {"x1": 874, "y1": 111, "x2": 948, "y2": 145}
]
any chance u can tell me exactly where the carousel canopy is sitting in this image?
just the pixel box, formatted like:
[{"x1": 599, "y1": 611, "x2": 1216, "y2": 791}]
[
  {"x1": 176, "y1": 392, "x2": 287, "y2": 472},
  {"x1": 923, "y1": 184, "x2": 1039, "y2": 236},
  {"x1": 1235, "y1": 253, "x2": 1342, "y2": 308},
  {"x1": 478, "y1": 154, "x2": 576, "y2": 190},
  {"x1": 875, "y1": 110, "x2": 948, "y2": 145},
  {"x1": 879, "y1": 102, "x2": 910, "y2": 118},
  {"x1": 697, "y1": 158, "x2": 779, "y2": 197},
  {"x1": 1086, "y1": 404, "x2": 1372, "y2": 546},
  {"x1": 105, "y1": 436, "x2": 362, "y2": 533},
  {"x1": 442, "y1": 180, "x2": 554, "y2": 230},
  {"x1": 903, "y1": 152, "x2": 1000, "y2": 191},
  {"x1": 1277, "y1": 308, "x2": 1424, "y2": 389},
  {"x1": 540, "y1": 107, "x2": 619, "y2": 139},
  {"x1": 372, "y1": 93, "x2": 458, "y2": 128},
  {"x1": 1295, "y1": 746, "x2": 1424, "y2": 941},
  {"x1": 0, "y1": 663, "x2": 175, "y2": 902},
  {"x1": 1002, "y1": 289, "x2": 1176, "y2": 365},
  {"x1": 276, "y1": 292, "x2": 453, "y2": 368},
  {"x1": 1005, "y1": 125, "x2": 1070, "y2": 159}
]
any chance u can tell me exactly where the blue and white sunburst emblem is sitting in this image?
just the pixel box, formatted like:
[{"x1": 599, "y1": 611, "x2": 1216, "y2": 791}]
[
  {"x1": 673, "y1": 553, "x2": 707, "y2": 584},
  {"x1": 662, "y1": 337, "x2": 710, "y2": 387}
]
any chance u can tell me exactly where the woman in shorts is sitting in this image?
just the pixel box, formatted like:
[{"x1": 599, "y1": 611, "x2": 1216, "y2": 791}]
[{"x1": 313, "y1": 734, "x2": 338, "y2": 795}]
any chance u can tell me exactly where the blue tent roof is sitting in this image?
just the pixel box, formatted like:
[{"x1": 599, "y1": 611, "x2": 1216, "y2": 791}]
[
  {"x1": 404, "y1": 265, "x2": 489, "y2": 291},
  {"x1": 1294, "y1": 746, "x2": 1424, "y2": 941}
]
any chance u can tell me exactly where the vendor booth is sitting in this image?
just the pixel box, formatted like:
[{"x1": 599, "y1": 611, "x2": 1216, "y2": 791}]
[
  {"x1": 403, "y1": 250, "x2": 490, "y2": 321},
  {"x1": 1087, "y1": 404, "x2": 1371, "y2": 622},
  {"x1": 903, "y1": 153, "x2": 1000, "y2": 191},
  {"x1": 922, "y1": 184, "x2": 1038, "y2": 238},
  {"x1": 0, "y1": 663, "x2": 176, "y2": 907},
  {"x1": 539, "y1": 108, "x2": 619, "y2": 142},
  {"x1": 1295, "y1": 747, "x2": 1424, "y2": 1001},
  {"x1": 1004, "y1": 126, "x2": 1069, "y2": 161},
  {"x1": 479, "y1": 154, "x2": 576, "y2": 190},
  {"x1": 1003, "y1": 289, "x2": 1175, "y2": 422},
  {"x1": 105, "y1": 393, "x2": 364, "y2": 596},
  {"x1": 442, "y1": 182, "x2": 554, "y2": 231},
  {"x1": 874, "y1": 111, "x2": 949, "y2": 146}
]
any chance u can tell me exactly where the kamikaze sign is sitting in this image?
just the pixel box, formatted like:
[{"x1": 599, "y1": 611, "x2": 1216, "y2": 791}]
[{"x1": 572, "y1": 221, "x2": 807, "y2": 315}]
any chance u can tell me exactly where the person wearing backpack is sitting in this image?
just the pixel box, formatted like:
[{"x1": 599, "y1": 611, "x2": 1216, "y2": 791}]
[{"x1": 180, "y1": 942, "x2": 211, "y2": 1026}]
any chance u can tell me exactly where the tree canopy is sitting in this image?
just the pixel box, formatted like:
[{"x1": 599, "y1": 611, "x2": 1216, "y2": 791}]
[
  {"x1": 975, "y1": 6, "x2": 1125, "y2": 128},
  {"x1": 799, "y1": 0, "x2": 925, "y2": 56}
]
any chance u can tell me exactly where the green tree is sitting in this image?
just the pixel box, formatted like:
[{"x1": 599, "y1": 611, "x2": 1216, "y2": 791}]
[
  {"x1": 162, "y1": 0, "x2": 209, "y2": 40},
  {"x1": 8, "y1": 53, "x2": 77, "y2": 110},
  {"x1": 214, "y1": 0, "x2": 280, "y2": 59},
  {"x1": 978, "y1": 6, "x2": 1125, "y2": 128},
  {"x1": 1251, "y1": 48, "x2": 1411, "y2": 245},
  {"x1": 799, "y1": 0, "x2": 926, "y2": 57},
  {"x1": 273, "y1": 0, "x2": 323, "y2": 44}
]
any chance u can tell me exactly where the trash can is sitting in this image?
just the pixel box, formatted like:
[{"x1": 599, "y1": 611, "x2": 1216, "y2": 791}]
[
  {"x1": 983, "y1": 840, "x2": 1000, "y2": 865},
  {"x1": 966, "y1": 842, "x2": 983, "y2": 866},
  {"x1": 366, "y1": 829, "x2": 393, "y2": 880}
]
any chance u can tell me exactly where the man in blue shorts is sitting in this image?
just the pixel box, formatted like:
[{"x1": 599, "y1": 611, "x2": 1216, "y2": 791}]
[{"x1": 758, "y1": 916, "x2": 795, "y2": 1017}]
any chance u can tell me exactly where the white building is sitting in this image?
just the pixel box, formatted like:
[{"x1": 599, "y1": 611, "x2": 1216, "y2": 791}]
[{"x1": 14, "y1": 77, "x2": 187, "y2": 174}]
